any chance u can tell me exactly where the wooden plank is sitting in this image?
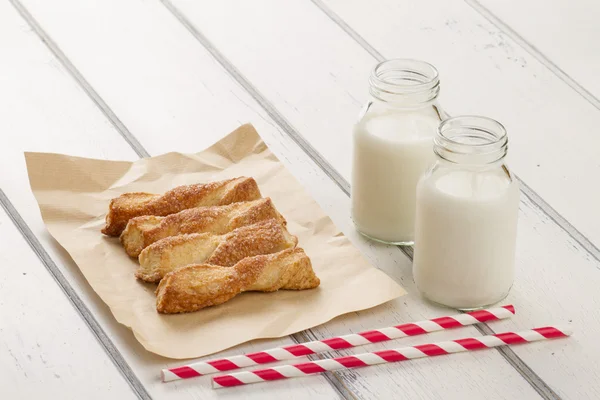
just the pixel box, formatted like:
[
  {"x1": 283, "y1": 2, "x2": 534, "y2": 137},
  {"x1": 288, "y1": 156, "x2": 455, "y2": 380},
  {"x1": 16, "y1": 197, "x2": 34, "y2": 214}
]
[
  {"x1": 13, "y1": 0, "x2": 544, "y2": 398},
  {"x1": 315, "y1": 0, "x2": 600, "y2": 250},
  {"x1": 0, "y1": 2, "x2": 342, "y2": 399},
  {"x1": 0, "y1": 211, "x2": 137, "y2": 399},
  {"x1": 473, "y1": 0, "x2": 600, "y2": 104},
  {"x1": 0, "y1": 211, "x2": 138, "y2": 400},
  {"x1": 494, "y1": 193, "x2": 600, "y2": 400},
  {"x1": 0, "y1": 4, "x2": 139, "y2": 400},
  {"x1": 158, "y1": 0, "x2": 600, "y2": 398}
]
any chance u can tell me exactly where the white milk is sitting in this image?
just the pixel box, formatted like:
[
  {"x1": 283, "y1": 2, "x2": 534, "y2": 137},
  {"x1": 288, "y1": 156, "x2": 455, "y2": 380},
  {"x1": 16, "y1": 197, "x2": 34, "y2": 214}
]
[
  {"x1": 413, "y1": 166, "x2": 520, "y2": 309},
  {"x1": 351, "y1": 108, "x2": 439, "y2": 244}
]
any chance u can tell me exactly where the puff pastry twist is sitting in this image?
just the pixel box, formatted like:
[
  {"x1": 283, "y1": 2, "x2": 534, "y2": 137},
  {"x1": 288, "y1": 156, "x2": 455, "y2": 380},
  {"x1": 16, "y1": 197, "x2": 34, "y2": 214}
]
[
  {"x1": 120, "y1": 198, "x2": 284, "y2": 257},
  {"x1": 102, "y1": 177, "x2": 261, "y2": 236},
  {"x1": 137, "y1": 219, "x2": 297, "y2": 282},
  {"x1": 156, "y1": 248, "x2": 320, "y2": 313}
]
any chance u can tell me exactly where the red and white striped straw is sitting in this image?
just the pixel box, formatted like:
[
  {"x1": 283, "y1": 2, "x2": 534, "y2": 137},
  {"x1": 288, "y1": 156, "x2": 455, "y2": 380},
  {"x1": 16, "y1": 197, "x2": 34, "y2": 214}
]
[
  {"x1": 162, "y1": 305, "x2": 515, "y2": 382},
  {"x1": 212, "y1": 326, "x2": 572, "y2": 389}
]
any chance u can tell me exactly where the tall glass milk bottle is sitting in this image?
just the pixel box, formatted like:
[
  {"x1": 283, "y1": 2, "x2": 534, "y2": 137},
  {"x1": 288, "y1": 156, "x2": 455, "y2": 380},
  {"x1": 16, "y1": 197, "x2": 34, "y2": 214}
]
[
  {"x1": 413, "y1": 116, "x2": 520, "y2": 310},
  {"x1": 352, "y1": 59, "x2": 443, "y2": 245}
]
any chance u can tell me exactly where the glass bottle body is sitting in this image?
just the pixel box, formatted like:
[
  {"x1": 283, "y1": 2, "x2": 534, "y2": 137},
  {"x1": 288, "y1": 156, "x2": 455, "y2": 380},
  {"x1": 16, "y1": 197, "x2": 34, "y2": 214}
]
[
  {"x1": 413, "y1": 116, "x2": 520, "y2": 310},
  {"x1": 351, "y1": 59, "x2": 443, "y2": 245}
]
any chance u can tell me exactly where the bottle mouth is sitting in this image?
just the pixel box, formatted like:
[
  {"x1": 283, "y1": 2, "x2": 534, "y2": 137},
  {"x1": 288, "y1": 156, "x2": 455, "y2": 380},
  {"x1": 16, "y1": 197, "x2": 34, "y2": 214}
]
[
  {"x1": 434, "y1": 116, "x2": 508, "y2": 164},
  {"x1": 369, "y1": 59, "x2": 440, "y2": 105}
]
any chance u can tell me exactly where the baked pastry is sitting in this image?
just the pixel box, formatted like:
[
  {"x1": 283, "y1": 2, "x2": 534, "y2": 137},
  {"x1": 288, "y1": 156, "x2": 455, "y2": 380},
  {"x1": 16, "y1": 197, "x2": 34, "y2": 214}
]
[
  {"x1": 120, "y1": 198, "x2": 285, "y2": 257},
  {"x1": 136, "y1": 219, "x2": 297, "y2": 282},
  {"x1": 101, "y1": 177, "x2": 261, "y2": 236},
  {"x1": 156, "y1": 248, "x2": 320, "y2": 313}
]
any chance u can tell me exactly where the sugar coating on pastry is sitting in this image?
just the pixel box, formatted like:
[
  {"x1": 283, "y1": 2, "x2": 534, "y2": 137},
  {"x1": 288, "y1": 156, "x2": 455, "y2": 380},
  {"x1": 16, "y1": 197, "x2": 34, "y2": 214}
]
[
  {"x1": 156, "y1": 248, "x2": 319, "y2": 313},
  {"x1": 120, "y1": 198, "x2": 284, "y2": 257},
  {"x1": 136, "y1": 219, "x2": 297, "y2": 283},
  {"x1": 102, "y1": 177, "x2": 261, "y2": 236}
]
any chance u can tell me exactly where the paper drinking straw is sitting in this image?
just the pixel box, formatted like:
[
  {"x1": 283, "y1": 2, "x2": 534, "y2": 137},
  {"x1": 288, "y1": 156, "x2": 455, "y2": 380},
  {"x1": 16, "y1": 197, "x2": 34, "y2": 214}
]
[
  {"x1": 162, "y1": 305, "x2": 515, "y2": 382},
  {"x1": 212, "y1": 326, "x2": 572, "y2": 388}
]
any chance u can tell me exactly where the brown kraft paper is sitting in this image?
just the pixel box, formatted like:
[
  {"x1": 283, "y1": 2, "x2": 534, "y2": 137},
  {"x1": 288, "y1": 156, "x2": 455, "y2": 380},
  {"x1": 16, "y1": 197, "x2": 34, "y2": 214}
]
[{"x1": 25, "y1": 124, "x2": 405, "y2": 359}]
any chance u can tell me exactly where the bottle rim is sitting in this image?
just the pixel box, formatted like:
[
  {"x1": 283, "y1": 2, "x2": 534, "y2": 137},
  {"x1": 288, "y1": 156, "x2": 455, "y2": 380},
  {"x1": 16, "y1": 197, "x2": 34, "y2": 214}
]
[
  {"x1": 369, "y1": 59, "x2": 440, "y2": 105},
  {"x1": 434, "y1": 115, "x2": 508, "y2": 164}
]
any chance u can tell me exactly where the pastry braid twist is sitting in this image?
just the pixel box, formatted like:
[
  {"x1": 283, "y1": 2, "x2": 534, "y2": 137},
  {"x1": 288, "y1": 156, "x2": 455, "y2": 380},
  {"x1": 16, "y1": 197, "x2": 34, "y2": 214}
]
[
  {"x1": 136, "y1": 219, "x2": 297, "y2": 282},
  {"x1": 156, "y1": 248, "x2": 320, "y2": 314},
  {"x1": 120, "y1": 198, "x2": 284, "y2": 257},
  {"x1": 102, "y1": 177, "x2": 261, "y2": 236}
]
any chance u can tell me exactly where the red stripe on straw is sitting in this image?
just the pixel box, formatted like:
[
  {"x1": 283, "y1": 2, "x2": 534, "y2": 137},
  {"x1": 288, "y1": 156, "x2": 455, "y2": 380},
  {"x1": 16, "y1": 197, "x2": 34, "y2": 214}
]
[
  {"x1": 322, "y1": 337, "x2": 353, "y2": 349},
  {"x1": 414, "y1": 343, "x2": 449, "y2": 357},
  {"x1": 283, "y1": 344, "x2": 314, "y2": 357},
  {"x1": 253, "y1": 369, "x2": 287, "y2": 381},
  {"x1": 246, "y1": 352, "x2": 279, "y2": 364},
  {"x1": 454, "y1": 337, "x2": 487, "y2": 350},
  {"x1": 213, "y1": 375, "x2": 245, "y2": 387},
  {"x1": 534, "y1": 327, "x2": 569, "y2": 339},
  {"x1": 467, "y1": 310, "x2": 496, "y2": 322},
  {"x1": 359, "y1": 330, "x2": 392, "y2": 343},
  {"x1": 503, "y1": 305, "x2": 516, "y2": 314},
  {"x1": 374, "y1": 349, "x2": 409, "y2": 362},
  {"x1": 207, "y1": 359, "x2": 240, "y2": 371},
  {"x1": 170, "y1": 366, "x2": 202, "y2": 379},
  {"x1": 336, "y1": 356, "x2": 369, "y2": 368},
  {"x1": 431, "y1": 316, "x2": 463, "y2": 329},
  {"x1": 294, "y1": 362, "x2": 327, "y2": 374},
  {"x1": 396, "y1": 323, "x2": 428, "y2": 335},
  {"x1": 495, "y1": 332, "x2": 527, "y2": 345}
]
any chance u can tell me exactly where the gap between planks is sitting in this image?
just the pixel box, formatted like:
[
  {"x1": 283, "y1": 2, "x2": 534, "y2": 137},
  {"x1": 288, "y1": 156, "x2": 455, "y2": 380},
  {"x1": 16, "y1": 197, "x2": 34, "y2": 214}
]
[
  {"x1": 8, "y1": 0, "x2": 149, "y2": 159},
  {"x1": 291, "y1": 332, "x2": 358, "y2": 400},
  {"x1": 464, "y1": 0, "x2": 600, "y2": 113},
  {"x1": 0, "y1": 190, "x2": 152, "y2": 400}
]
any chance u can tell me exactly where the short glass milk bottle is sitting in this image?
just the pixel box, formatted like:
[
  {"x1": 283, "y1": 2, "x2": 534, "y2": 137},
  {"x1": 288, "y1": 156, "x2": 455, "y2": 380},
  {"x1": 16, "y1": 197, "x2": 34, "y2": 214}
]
[
  {"x1": 352, "y1": 59, "x2": 444, "y2": 245},
  {"x1": 413, "y1": 116, "x2": 520, "y2": 310}
]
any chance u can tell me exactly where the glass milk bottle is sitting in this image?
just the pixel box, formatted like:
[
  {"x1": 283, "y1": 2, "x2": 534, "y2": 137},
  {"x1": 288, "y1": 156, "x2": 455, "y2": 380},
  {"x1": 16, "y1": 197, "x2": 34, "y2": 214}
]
[
  {"x1": 413, "y1": 116, "x2": 520, "y2": 310},
  {"x1": 352, "y1": 59, "x2": 443, "y2": 245}
]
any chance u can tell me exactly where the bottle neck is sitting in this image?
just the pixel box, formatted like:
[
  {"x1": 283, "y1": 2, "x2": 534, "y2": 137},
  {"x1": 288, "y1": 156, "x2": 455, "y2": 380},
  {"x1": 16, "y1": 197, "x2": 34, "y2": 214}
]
[
  {"x1": 368, "y1": 59, "x2": 440, "y2": 108},
  {"x1": 434, "y1": 116, "x2": 508, "y2": 165}
]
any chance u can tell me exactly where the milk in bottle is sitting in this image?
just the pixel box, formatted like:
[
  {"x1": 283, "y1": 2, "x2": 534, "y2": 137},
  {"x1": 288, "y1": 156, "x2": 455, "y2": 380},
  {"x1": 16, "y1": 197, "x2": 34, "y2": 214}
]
[
  {"x1": 352, "y1": 59, "x2": 443, "y2": 245},
  {"x1": 413, "y1": 116, "x2": 520, "y2": 309}
]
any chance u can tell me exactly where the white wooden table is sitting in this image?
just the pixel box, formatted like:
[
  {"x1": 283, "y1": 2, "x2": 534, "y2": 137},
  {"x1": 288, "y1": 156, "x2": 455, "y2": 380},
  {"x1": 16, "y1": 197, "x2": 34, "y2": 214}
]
[{"x1": 1, "y1": 0, "x2": 598, "y2": 398}]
